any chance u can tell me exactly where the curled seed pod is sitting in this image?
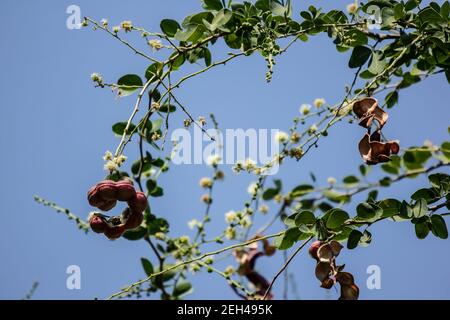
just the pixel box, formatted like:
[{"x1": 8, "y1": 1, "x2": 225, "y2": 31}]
[
  {"x1": 96, "y1": 181, "x2": 118, "y2": 200},
  {"x1": 340, "y1": 284, "x2": 360, "y2": 300},
  {"x1": 335, "y1": 272, "x2": 355, "y2": 286},
  {"x1": 122, "y1": 208, "x2": 144, "y2": 230},
  {"x1": 329, "y1": 240, "x2": 343, "y2": 257},
  {"x1": 116, "y1": 180, "x2": 136, "y2": 201},
  {"x1": 104, "y1": 224, "x2": 126, "y2": 240},
  {"x1": 308, "y1": 240, "x2": 323, "y2": 261},
  {"x1": 315, "y1": 262, "x2": 331, "y2": 282},
  {"x1": 128, "y1": 191, "x2": 148, "y2": 214},
  {"x1": 317, "y1": 244, "x2": 333, "y2": 262},
  {"x1": 89, "y1": 213, "x2": 108, "y2": 233},
  {"x1": 321, "y1": 278, "x2": 335, "y2": 289}
]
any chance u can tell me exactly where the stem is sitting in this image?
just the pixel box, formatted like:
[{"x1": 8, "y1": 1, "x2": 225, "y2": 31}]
[{"x1": 262, "y1": 236, "x2": 313, "y2": 300}]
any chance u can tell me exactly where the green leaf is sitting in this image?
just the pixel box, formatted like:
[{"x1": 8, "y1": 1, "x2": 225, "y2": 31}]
[
  {"x1": 347, "y1": 229, "x2": 363, "y2": 249},
  {"x1": 415, "y1": 221, "x2": 430, "y2": 239},
  {"x1": 323, "y1": 190, "x2": 350, "y2": 203},
  {"x1": 403, "y1": 148, "x2": 432, "y2": 170},
  {"x1": 349, "y1": 46, "x2": 372, "y2": 68},
  {"x1": 371, "y1": 39, "x2": 391, "y2": 61},
  {"x1": 429, "y1": 173, "x2": 450, "y2": 191},
  {"x1": 141, "y1": 258, "x2": 154, "y2": 276},
  {"x1": 385, "y1": 91, "x2": 399, "y2": 108},
  {"x1": 381, "y1": 7, "x2": 396, "y2": 28},
  {"x1": 160, "y1": 19, "x2": 181, "y2": 37},
  {"x1": 112, "y1": 122, "x2": 136, "y2": 136},
  {"x1": 326, "y1": 209, "x2": 349, "y2": 229},
  {"x1": 204, "y1": 9, "x2": 232, "y2": 31},
  {"x1": 174, "y1": 25, "x2": 206, "y2": 43},
  {"x1": 357, "y1": 202, "x2": 381, "y2": 220},
  {"x1": 150, "y1": 186, "x2": 164, "y2": 197},
  {"x1": 430, "y1": 215, "x2": 448, "y2": 239},
  {"x1": 291, "y1": 184, "x2": 314, "y2": 197},
  {"x1": 145, "y1": 63, "x2": 163, "y2": 81},
  {"x1": 202, "y1": 0, "x2": 223, "y2": 11},
  {"x1": 411, "y1": 188, "x2": 440, "y2": 204},
  {"x1": 262, "y1": 188, "x2": 278, "y2": 200},
  {"x1": 378, "y1": 198, "x2": 402, "y2": 218},
  {"x1": 123, "y1": 226, "x2": 147, "y2": 241},
  {"x1": 294, "y1": 210, "x2": 316, "y2": 226},
  {"x1": 274, "y1": 227, "x2": 302, "y2": 250},
  {"x1": 173, "y1": 281, "x2": 193, "y2": 297},
  {"x1": 117, "y1": 74, "x2": 143, "y2": 97},
  {"x1": 344, "y1": 29, "x2": 368, "y2": 47},
  {"x1": 412, "y1": 198, "x2": 428, "y2": 218},
  {"x1": 343, "y1": 175, "x2": 359, "y2": 187}
]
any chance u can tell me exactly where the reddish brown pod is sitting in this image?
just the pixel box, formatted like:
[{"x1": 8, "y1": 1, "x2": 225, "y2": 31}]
[
  {"x1": 104, "y1": 224, "x2": 126, "y2": 240},
  {"x1": 308, "y1": 240, "x2": 323, "y2": 261},
  {"x1": 128, "y1": 191, "x2": 148, "y2": 214},
  {"x1": 340, "y1": 284, "x2": 360, "y2": 300},
  {"x1": 122, "y1": 208, "x2": 144, "y2": 230},
  {"x1": 89, "y1": 213, "x2": 108, "y2": 234},
  {"x1": 115, "y1": 179, "x2": 136, "y2": 201}
]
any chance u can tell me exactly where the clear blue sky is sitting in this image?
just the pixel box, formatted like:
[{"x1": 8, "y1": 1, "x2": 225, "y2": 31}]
[{"x1": 0, "y1": 0, "x2": 449, "y2": 300}]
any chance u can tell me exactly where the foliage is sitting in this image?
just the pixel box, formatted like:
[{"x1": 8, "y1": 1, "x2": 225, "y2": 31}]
[{"x1": 35, "y1": 0, "x2": 450, "y2": 300}]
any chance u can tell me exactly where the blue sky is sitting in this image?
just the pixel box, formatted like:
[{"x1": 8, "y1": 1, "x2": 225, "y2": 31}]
[{"x1": 0, "y1": 0, "x2": 449, "y2": 300}]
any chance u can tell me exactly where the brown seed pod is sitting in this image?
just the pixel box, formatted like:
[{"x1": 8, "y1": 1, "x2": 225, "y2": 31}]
[
  {"x1": 308, "y1": 240, "x2": 323, "y2": 261},
  {"x1": 128, "y1": 191, "x2": 148, "y2": 214},
  {"x1": 317, "y1": 244, "x2": 333, "y2": 262},
  {"x1": 104, "y1": 224, "x2": 126, "y2": 240},
  {"x1": 89, "y1": 213, "x2": 108, "y2": 234},
  {"x1": 321, "y1": 278, "x2": 335, "y2": 289},
  {"x1": 352, "y1": 97, "x2": 388, "y2": 129},
  {"x1": 335, "y1": 272, "x2": 355, "y2": 286},
  {"x1": 315, "y1": 262, "x2": 331, "y2": 282},
  {"x1": 340, "y1": 284, "x2": 360, "y2": 300},
  {"x1": 122, "y1": 208, "x2": 144, "y2": 230},
  {"x1": 329, "y1": 240, "x2": 343, "y2": 257},
  {"x1": 115, "y1": 180, "x2": 136, "y2": 201}
]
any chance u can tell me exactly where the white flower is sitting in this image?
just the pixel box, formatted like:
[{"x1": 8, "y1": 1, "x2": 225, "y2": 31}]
[
  {"x1": 259, "y1": 204, "x2": 269, "y2": 214},
  {"x1": 148, "y1": 39, "x2": 163, "y2": 51},
  {"x1": 244, "y1": 158, "x2": 257, "y2": 171},
  {"x1": 103, "y1": 150, "x2": 113, "y2": 161},
  {"x1": 199, "y1": 177, "x2": 213, "y2": 188},
  {"x1": 101, "y1": 19, "x2": 108, "y2": 27},
  {"x1": 314, "y1": 98, "x2": 326, "y2": 108},
  {"x1": 275, "y1": 131, "x2": 289, "y2": 143},
  {"x1": 327, "y1": 177, "x2": 337, "y2": 185},
  {"x1": 104, "y1": 160, "x2": 118, "y2": 171},
  {"x1": 300, "y1": 104, "x2": 311, "y2": 115},
  {"x1": 240, "y1": 216, "x2": 252, "y2": 228},
  {"x1": 114, "y1": 155, "x2": 127, "y2": 166},
  {"x1": 247, "y1": 182, "x2": 258, "y2": 196},
  {"x1": 225, "y1": 211, "x2": 237, "y2": 224},
  {"x1": 347, "y1": 2, "x2": 358, "y2": 14},
  {"x1": 206, "y1": 154, "x2": 221, "y2": 166},
  {"x1": 225, "y1": 226, "x2": 236, "y2": 240},
  {"x1": 309, "y1": 124, "x2": 318, "y2": 134},
  {"x1": 188, "y1": 219, "x2": 199, "y2": 229},
  {"x1": 91, "y1": 73, "x2": 103, "y2": 83},
  {"x1": 120, "y1": 20, "x2": 133, "y2": 32}
]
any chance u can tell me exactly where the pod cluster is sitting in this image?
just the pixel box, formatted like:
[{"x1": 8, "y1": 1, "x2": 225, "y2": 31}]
[
  {"x1": 87, "y1": 179, "x2": 148, "y2": 240},
  {"x1": 353, "y1": 97, "x2": 400, "y2": 165}
]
